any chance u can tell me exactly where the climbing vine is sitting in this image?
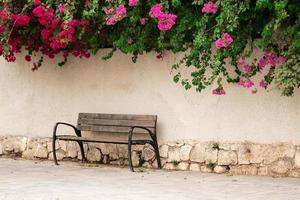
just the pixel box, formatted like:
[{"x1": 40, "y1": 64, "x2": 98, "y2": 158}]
[{"x1": 0, "y1": 0, "x2": 300, "y2": 96}]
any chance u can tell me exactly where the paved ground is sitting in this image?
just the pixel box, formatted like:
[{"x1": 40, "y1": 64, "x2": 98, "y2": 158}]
[{"x1": 1, "y1": 159, "x2": 300, "y2": 200}]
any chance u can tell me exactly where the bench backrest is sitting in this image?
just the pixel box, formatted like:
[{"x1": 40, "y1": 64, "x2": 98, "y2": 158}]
[{"x1": 77, "y1": 113, "x2": 157, "y2": 134}]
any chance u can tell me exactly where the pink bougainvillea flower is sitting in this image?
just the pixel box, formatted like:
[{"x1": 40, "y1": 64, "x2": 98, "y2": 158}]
[
  {"x1": 0, "y1": 25, "x2": 5, "y2": 34},
  {"x1": 41, "y1": 29, "x2": 52, "y2": 41},
  {"x1": 85, "y1": 1, "x2": 91, "y2": 7},
  {"x1": 33, "y1": 0, "x2": 40, "y2": 6},
  {"x1": 237, "y1": 59, "x2": 252, "y2": 73},
  {"x1": 140, "y1": 17, "x2": 148, "y2": 25},
  {"x1": 58, "y1": 4, "x2": 65, "y2": 13},
  {"x1": 116, "y1": 4, "x2": 127, "y2": 18},
  {"x1": 27, "y1": 40, "x2": 33, "y2": 47},
  {"x1": 13, "y1": 15, "x2": 30, "y2": 27},
  {"x1": 258, "y1": 52, "x2": 286, "y2": 69},
  {"x1": 202, "y1": 1, "x2": 219, "y2": 14},
  {"x1": 129, "y1": 0, "x2": 139, "y2": 7},
  {"x1": 25, "y1": 55, "x2": 31, "y2": 62},
  {"x1": 222, "y1": 33, "x2": 233, "y2": 45},
  {"x1": 259, "y1": 80, "x2": 268, "y2": 88},
  {"x1": 243, "y1": 64, "x2": 252, "y2": 73},
  {"x1": 157, "y1": 13, "x2": 177, "y2": 31},
  {"x1": 103, "y1": 7, "x2": 114, "y2": 15},
  {"x1": 149, "y1": 4, "x2": 164, "y2": 19},
  {"x1": 214, "y1": 38, "x2": 225, "y2": 49},
  {"x1": 32, "y1": 6, "x2": 46, "y2": 18},
  {"x1": 212, "y1": 88, "x2": 226, "y2": 95},
  {"x1": 236, "y1": 58, "x2": 245, "y2": 66},
  {"x1": 214, "y1": 33, "x2": 233, "y2": 49},
  {"x1": 106, "y1": 15, "x2": 118, "y2": 26},
  {"x1": 277, "y1": 56, "x2": 286, "y2": 65},
  {"x1": 238, "y1": 80, "x2": 254, "y2": 88},
  {"x1": 258, "y1": 57, "x2": 268, "y2": 69},
  {"x1": 244, "y1": 80, "x2": 254, "y2": 88},
  {"x1": 0, "y1": 44, "x2": 3, "y2": 55},
  {"x1": 149, "y1": 4, "x2": 177, "y2": 31}
]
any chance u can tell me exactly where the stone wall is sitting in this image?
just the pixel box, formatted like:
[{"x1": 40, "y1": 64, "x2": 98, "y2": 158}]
[{"x1": 1, "y1": 135, "x2": 300, "y2": 178}]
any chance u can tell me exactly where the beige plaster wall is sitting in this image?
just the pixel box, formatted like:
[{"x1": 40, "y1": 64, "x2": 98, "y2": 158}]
[{"x1": 0, "y1": 50, "x2": 299, "y2": 143}]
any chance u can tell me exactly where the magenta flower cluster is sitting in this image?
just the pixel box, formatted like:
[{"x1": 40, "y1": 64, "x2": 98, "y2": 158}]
[
  {"x1": 128, "y1": 0, "x2": 139, "y2": 7},
  {"x1": 149, "y1": 4, "x2": 177, "y2": 31},
  {"x1": 212, "y1": 88, "x2": 226, "y2": 95},
  {"x1": 238, "y1": 80, "x2": 255, "y2": 88},
  {"x1": 105, "y1": 4, "x2": 127, "y2": 26},
  {"x1": 215, "y1": 33, "x2": 234, "y2": 49},
  {"x1": 258, "y1": 52, "x2": 286, "y2": 69},
  {"x1": 236, "y1": 58, "x2": 252, "y2": 73},
  {"x1": 202, "y1": 1, "x2": 219, "y2": 14}
]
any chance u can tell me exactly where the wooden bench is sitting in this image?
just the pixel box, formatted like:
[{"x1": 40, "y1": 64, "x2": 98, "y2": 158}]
[{"x1": 52, "y1": 113, "x2": 162, "y2": 171}]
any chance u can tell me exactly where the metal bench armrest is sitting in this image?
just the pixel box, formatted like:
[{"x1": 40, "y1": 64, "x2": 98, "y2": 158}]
[
  {"x1": 129, "y1": 126, "x2": 155, "y2": 138},
  {"x1": 53, "y1": 122, "x2": 81, "y2": 138}
]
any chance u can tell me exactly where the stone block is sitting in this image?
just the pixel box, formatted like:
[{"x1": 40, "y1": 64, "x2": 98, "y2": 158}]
[
  {"x1": 288, "y1": 170, "x2": 300, "y2": 178},
  {"x1": 180, "y1": 145, "x2": 192, "y2": 161},
  {"x1": 163, "y1": 163, "x2": 176, "y2": 170},
  {"x1": 132, "y1": 151, "x2": 141, "y2": 167},
  {"x1": 49, "y1": 149, "x2": 66, "y2": 161},
  {"x1": 177, "y1": 162, "x2": 189, "y2": 170},
  {"x1": 143, "y1": 147, "x2": 155, "y2": 161},
  {"x1": 152, "y1": 158, "x2": 166, "y2": 169},
  {"x1": 269, "y1": 159, "x2": 293, "y2": 176},
  {"x1": 190, "y1": 142, "x2": 218, "y2": 163},
  {"x1": 66, "y1": 141, "x2": 78, "y2": 158},
  {"x1": 159, "y1": 145, "x2": 169, "y2": 158},
  {"x1": 214, "y1": 166, "x2": 227, "y2": 174},
  {"x1": 237, "y1": 145, "x2": 251, "y2": 165},
  {"x1": 34, "y1": 143, "x2": 48, "y2": 159},
  {"x1": 87, "y1": 147, "x2": 102, "y2": 162},
  {"x1": 230, "y1": 165, "x2": 258, "y2": 176},
  {"x1": 0, "y1": 141, "x2": 3, "y2": 155},
  {"x1": 258, "y1": 166, "x2": 269, "y2": 176},
  {"x1": 167, "y1": 147, "x2": 180, "y2": 162},
  {"x1": 249, "y1": 143, "x2": 295, "y2": 165},
  {"x1": 218, "y1": 150, "x2": 237, "y2": 165},
  {"x1": 58, "y1": 140, "x2": 68, "y2": 152},
  {"x1": 142, "y1": 162, "x2": 152, "y2": 168},
  {"x1": 190, "y1": 163, "x2": 201, "y2": 172},
  {"x1": 294, "y1": 150, "x2": 300, "y2": 168},
  {"x1": 98, "y1": 143, "x2": 118, "y2": 160},
  {"x1": 102, "y1": 155, "x2": 110, "y2": 164},
  {"x1": 118, "y1": 144, "x2": 128, "y2": 158},
  {"x1": 200, "y1": 165, "x2": 213, "y2": 173},
  {"x1": 3, "y1": 136, "x2": 27, "y2": 154}
]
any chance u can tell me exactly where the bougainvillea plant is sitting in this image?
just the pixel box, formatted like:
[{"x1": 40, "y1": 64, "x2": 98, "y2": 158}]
[{"x1": 0, "y1": 0, "x2": 300, "y2": 96}]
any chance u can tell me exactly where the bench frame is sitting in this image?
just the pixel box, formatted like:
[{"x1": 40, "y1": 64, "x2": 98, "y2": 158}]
[{"x1": 52, "y1": 114, "x2": 162, "y2": 172}]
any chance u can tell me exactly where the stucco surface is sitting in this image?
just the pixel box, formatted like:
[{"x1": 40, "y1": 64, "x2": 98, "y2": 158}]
[{"x1": 0, "y1": 50, "x2": 299, "y2": 143}]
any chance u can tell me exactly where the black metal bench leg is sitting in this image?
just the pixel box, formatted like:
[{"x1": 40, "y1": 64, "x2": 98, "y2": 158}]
[
  {"x1": 128, "y1": 130, "x2": 134, "y2": 172},
  {"x1": 52, "y1": 138, "x2": 59, "y2": 165},
  {"x1": 152, "y1": 136, "x2": 162, "y2": 169},
  {"x1": 77, "y1": 141, "x2": 87, "y2": 162}
]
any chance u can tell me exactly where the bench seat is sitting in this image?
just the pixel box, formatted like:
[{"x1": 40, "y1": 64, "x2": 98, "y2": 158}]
[{"x1": 57, "y1": 135, "x2": 152, "y2": 145}]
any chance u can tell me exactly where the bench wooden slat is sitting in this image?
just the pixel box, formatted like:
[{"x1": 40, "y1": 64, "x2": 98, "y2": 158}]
[
  {"x1": 56, "y1": 135, "x2": 150, "y2": 145},
  {"x1": 78, "y1": 113, "x2": 157, "y2": 121},
  {"x1": 77, "y1": 118, "x2": 156, "y2": 128},
  {"x1": 77, "y1": 125, "x2": 155, "y2": 134}
]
